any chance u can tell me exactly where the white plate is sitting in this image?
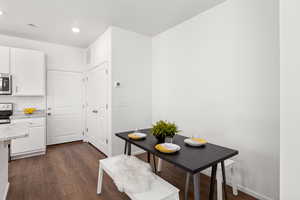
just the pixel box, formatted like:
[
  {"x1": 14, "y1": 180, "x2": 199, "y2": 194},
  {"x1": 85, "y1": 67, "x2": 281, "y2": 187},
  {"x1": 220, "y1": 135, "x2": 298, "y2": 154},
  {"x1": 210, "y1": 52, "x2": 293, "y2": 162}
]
[{"x1": 184, "y1": 138, "x2": 206, "y2": 147}]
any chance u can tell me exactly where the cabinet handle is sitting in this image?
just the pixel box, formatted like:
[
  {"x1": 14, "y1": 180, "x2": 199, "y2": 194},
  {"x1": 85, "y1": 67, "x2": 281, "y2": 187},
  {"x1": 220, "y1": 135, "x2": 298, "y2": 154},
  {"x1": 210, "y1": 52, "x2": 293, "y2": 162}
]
[{"x1": 15, "y1": 86, "x2": 18, "y2": 93}]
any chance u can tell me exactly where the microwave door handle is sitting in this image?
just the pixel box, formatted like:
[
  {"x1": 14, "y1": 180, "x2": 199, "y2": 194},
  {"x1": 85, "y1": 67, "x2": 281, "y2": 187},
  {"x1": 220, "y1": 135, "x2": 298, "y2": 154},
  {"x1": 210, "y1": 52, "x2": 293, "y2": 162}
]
[{"x1": 3, "y1": 79, "x2": 6, "y2": 88}]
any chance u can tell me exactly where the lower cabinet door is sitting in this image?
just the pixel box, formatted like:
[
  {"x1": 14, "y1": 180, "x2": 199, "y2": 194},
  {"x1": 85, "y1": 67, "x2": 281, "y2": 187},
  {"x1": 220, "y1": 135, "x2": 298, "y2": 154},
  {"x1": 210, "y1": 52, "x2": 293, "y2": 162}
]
[{"x1": 11, "y1": 126, "x2": 45, "y2": 155}]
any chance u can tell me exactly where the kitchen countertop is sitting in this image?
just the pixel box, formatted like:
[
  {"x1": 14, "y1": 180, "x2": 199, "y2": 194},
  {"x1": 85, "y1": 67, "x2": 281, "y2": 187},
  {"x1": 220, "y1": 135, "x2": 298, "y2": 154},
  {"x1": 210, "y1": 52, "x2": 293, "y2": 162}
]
[
  {"x1": 10, "y1": 110, "x2": 46, "y2": 120},
  {"x1": 0, "y1": 124, "x2": 29, "y2": 142}
]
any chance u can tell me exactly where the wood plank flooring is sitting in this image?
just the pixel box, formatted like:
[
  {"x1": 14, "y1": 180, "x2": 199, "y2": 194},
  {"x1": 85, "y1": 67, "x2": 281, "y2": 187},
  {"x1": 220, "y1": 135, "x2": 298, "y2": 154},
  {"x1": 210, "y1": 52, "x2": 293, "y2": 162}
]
[{"x1": 7, "y1": 142, "x2": 256, "y2": 200}]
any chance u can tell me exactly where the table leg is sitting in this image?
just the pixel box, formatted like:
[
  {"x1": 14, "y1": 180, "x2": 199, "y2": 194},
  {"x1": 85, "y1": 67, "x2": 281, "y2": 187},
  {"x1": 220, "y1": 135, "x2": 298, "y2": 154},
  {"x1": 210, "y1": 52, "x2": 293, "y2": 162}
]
[
  {"x1": 221, "y1": 161, "x2": 228, "y2": 200},
  {"x1": 147, "y1": 152, "x2": 150, "y2": 163},
  {"x1": 209, "y1": 164, "x2": 218, "y2": 200},
  {"x1": 127, "y1": 142, "x2": 131, "y2": 156},
  {"x1": 185, "y1": 173, "x2": 191, "y2": 200},
  {"x1": 152, "y1": 154, "x2": 157, "y2": 173},
  {"x1": 124, "y1": 141, "x2": 128, "y2": 154},
  {"x1": 193, "y1": 173, "x2": 200, "y2": 200}
]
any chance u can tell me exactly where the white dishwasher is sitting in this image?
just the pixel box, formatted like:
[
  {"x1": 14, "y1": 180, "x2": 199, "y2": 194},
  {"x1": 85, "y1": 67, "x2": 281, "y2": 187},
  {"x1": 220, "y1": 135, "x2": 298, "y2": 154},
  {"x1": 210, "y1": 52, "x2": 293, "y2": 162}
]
[{"x1": 10, "y1": 117, "x2": 46, "y2": 160}]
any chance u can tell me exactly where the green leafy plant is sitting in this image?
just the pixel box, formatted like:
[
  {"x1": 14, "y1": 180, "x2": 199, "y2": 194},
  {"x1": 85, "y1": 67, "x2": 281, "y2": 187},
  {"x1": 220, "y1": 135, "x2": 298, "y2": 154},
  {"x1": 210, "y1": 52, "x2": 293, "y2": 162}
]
[{"x1": 151, "y1": 120, "x2": 179, "y2": 138}]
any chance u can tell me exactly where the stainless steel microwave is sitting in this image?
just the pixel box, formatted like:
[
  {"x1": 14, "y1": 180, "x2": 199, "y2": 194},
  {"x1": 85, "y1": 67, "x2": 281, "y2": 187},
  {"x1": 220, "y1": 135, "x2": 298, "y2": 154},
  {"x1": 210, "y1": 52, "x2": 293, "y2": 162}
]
[{"x1": 0, "y1": 74, "x2": 12, "y2": 95}]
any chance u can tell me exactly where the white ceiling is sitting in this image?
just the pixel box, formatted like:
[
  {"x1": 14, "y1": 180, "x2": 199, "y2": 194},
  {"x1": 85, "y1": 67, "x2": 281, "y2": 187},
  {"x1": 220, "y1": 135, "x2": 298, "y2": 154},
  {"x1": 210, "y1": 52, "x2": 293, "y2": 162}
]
[{"x1": 0, "y1": 0, "x2": 225, "y2": 48}]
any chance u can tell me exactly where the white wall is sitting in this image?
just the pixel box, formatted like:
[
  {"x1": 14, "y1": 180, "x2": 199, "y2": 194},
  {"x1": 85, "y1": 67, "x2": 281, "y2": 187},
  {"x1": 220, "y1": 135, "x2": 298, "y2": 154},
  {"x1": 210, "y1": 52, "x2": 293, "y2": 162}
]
[
  {"x1": 0, "y1": 142, "x2": 8, "y2": 200},
  {"x1": 152, "y1": 0, "x2": 279, "y2": 199},
  {"x1": 280, "y1": 0, "x2": 300, "y2": 199},
  {"x1": 110, "y1": 27, "x2": 152, "y2": 156}
]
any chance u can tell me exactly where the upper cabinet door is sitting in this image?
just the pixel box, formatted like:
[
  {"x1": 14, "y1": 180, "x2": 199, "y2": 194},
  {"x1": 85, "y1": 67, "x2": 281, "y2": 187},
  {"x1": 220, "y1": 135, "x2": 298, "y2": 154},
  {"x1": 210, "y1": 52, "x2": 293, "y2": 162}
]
[
  {"x1": 0, "y1": 46, "x2": 10, "y2": 73},
  {"x1": 88, "y1": 30, "x2": 110, "y2": 67},
  {"x1": 11, "y1": 48, "x2": 45, "y2": 96}
]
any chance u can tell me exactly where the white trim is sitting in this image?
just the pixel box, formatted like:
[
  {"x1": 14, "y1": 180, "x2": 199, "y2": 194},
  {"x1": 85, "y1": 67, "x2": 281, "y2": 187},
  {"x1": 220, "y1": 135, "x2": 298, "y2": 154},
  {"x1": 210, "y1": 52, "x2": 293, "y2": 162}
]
[
  {"x1": 86, "y1": 61, "x2": 108, "y2": 72},
  {"x1": 11, "y1": 150, "x2": 46, "y2": 160},
  {"x1": 2, "y1": 182, "x2": 9, "y2": 200},
  {"x1": 47, "y1": 68, "x2": 84, "y2": 73},
  {"x1": 237, "y1": 185, "x2": 273, "y2": 200}
]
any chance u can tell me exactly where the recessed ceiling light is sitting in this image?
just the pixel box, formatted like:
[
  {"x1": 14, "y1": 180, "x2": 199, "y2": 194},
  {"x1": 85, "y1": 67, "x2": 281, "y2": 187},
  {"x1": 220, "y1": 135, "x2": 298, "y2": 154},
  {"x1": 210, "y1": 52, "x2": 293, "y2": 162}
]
[
  {"x1": 72, "y1": 27, "x2": 80, "y2": 33},
  {"x1": 0, "y1": 10, "x2": 4, "y2": 15}
]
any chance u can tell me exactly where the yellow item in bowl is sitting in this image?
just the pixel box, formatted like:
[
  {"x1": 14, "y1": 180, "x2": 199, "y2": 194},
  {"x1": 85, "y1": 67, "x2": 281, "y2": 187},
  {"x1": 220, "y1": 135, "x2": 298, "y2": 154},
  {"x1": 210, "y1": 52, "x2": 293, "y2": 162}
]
[
  {"x1": 128, "y1": 133, "x2": 146, "y2": 140},
  {"x1": 23, "y1": 108, "x2": 37, "y2": 114},
  {"x1": 155, "y1": 144, "x2": 176, "y2": 153},
  {"x1": 128, "y1": 133, "x2": 141, "y2": 140},
  {"x1": 191, "y1": 138, "x2": 207, "y2": 144}
]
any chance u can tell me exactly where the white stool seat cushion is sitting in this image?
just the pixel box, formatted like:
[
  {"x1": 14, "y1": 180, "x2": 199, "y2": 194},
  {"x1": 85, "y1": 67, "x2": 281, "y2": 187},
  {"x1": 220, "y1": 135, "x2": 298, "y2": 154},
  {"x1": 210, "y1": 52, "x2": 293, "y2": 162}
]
[
  {"x1": 127, "y1": 175, "x2": 179, "y2": 200},
  {"x1": 98, "y1": 155, "x2": 180, "y2": 200},
  {"x1": 101, "y1": 155, "x2": 155, "y2": 193}
]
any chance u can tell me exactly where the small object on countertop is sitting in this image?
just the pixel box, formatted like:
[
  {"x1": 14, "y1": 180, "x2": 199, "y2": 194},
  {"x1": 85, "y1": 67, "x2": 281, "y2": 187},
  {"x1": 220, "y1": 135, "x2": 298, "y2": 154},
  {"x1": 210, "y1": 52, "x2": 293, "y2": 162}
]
[
  {"x1": 128, "y1": 132, "x2": 147, "y2": 140},
  {"x1": 184, "y1": 137, "x2": 207, "y2": 147},
  {"x1": 155, "y1": 143, "x2": 181, "y2": 154},
  {"x1": 23, "y1": 108, "x2": 37, "y2": 114}
]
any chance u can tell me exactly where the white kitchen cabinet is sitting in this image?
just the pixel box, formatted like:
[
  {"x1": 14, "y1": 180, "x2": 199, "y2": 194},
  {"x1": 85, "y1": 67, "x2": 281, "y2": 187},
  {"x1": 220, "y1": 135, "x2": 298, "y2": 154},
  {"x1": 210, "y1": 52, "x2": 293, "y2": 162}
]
[
  {"x1": 10, "y1": 48, "x2": 45, "y2": 96},
  {"x1": 86, "y1": 28, "x2": 110, "y2": 67},
  {"x1": 94, "y1": 33, "x2": 109, "y2": 66},
  {"x1": 0, "y1": 46, "x2": 10, "y2": 73},
  {"x1": 11, "y1": 118, "x2": 46, "y2": 159}
]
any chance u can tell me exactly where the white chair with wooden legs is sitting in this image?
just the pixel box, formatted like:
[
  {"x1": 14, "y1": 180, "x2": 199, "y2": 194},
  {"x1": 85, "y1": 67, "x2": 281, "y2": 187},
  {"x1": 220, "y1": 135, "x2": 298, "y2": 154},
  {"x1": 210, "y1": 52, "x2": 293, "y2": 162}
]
[{"x1": 156, "y1": 158, "x2": 238, "y2": 200}]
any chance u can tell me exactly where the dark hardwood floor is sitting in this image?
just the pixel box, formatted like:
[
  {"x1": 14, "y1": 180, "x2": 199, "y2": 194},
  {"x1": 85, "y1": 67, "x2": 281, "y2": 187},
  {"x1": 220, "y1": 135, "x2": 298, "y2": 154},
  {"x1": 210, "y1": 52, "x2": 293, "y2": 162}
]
[{"x1": 7, "y1": 142, "x2": 256, "y2": 200}]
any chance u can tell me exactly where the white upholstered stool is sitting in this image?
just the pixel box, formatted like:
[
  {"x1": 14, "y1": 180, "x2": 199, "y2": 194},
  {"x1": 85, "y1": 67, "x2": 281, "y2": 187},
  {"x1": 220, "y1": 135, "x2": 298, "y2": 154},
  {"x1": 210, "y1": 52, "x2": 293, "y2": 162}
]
[
  {"x1": 97, "y1": 155, "x2": 180, "y2": 200},
  {"x1": 216, "y1": 159, "x2": 238, "y2": 200}
]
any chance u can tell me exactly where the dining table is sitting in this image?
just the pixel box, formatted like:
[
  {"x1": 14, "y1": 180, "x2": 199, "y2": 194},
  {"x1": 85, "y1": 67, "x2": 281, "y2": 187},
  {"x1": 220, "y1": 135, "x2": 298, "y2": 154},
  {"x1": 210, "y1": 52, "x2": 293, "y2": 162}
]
[{"x1": 116, "y1": 129, "x2": 238, "y2": 200}]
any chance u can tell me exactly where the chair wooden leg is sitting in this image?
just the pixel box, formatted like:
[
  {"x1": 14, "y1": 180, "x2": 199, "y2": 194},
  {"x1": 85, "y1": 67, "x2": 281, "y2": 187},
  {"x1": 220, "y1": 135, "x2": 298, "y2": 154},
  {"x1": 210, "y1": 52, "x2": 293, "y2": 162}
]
[
  {"x1": 97, "y1": 164, "x2": 104, "y2": 194},
  {"x1": 231, "y1": 164, "x2": 238, "y2": 196},
  {"x1": 217, "y1": 169, "x2": 223, "y2": 200},
  {"x1": 157, "y1": 158, "x2": 163, "y2": 172}
]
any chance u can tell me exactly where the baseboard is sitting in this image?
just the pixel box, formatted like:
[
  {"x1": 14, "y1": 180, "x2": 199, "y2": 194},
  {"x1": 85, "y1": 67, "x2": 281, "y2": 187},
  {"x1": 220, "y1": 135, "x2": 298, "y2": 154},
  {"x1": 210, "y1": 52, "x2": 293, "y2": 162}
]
[
  {"x1": 201, "y1": 170, "x2": 273, "y2": 200},
  {"x1": 2, "y1": 182, "x2": 9, "y2": 200},
  {"x1": 237, "y1": 185, "x2": 273, "y2": 200},
  {"x1": 11, "y1": 150, "x2": 46, "y2": 160}
]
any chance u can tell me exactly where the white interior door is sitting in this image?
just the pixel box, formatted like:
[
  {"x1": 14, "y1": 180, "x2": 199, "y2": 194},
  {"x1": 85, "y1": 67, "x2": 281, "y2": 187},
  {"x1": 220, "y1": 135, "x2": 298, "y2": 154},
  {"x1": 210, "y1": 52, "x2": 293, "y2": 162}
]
[
  {"x1": 86, "y1": 65, "x2": 109, "y2": 155},
  {"x1": 47, "y1": 71, "x2": 84, "y2": 145}
]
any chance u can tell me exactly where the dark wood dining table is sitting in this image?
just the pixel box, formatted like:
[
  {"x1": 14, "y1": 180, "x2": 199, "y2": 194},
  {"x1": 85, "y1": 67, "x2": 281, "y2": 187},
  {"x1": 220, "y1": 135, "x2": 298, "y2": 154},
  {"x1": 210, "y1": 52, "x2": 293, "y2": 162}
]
[{"x1": 116, "y1": 129, "x2": 238, "y2": 200}]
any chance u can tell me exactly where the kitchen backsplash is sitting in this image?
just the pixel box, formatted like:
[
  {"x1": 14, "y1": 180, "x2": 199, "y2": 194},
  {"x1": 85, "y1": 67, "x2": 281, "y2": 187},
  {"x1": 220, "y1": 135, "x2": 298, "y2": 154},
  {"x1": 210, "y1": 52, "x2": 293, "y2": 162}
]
[{"x1": 0, "y1": 96, "x2": 45, "y2": 112}]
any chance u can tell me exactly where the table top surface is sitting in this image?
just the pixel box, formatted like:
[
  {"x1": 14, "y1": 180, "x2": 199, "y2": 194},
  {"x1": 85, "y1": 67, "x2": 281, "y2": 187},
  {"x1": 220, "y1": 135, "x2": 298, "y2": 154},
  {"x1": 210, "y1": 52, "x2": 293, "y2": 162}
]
[{"x1": 116, "y1": 129, "x2": 239, "y2": 174}]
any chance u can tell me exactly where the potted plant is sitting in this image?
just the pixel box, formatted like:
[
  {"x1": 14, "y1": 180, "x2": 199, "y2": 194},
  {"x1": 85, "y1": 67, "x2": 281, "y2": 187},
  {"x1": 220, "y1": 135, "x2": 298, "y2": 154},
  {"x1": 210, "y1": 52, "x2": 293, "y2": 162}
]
[{"x1": 151, "y1": 120, "x2": 179, "y2": 143}]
